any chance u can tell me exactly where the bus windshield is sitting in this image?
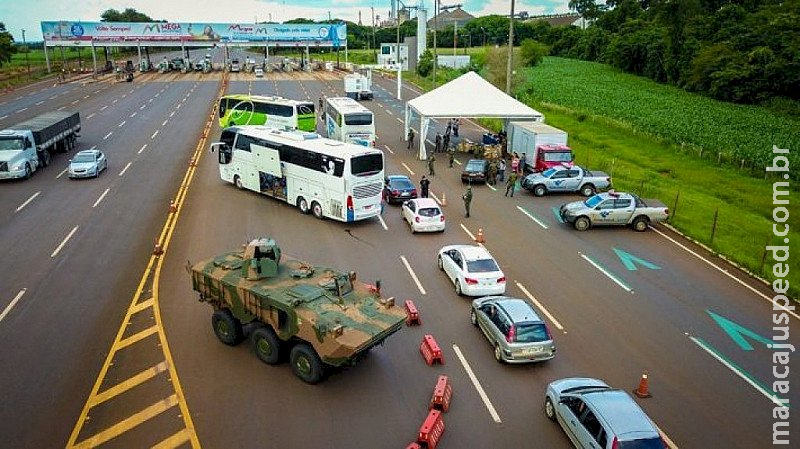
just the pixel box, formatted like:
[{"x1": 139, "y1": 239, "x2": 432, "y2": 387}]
[
  {"x1": 344, "y1": 113, "x2": 373, "y2": 126},
  {"x1": 351, "y1": 153, "x2": 383, "y2": 176},
  {"x1": 297, "y1": 103, "x2": 315, "y2": 116}
]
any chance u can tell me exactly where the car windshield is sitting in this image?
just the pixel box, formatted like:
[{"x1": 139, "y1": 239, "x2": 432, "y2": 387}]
[
  {"x1": 390, "y1": 178, "x2": 413, "y2": 190},
  {"x1": 617, "y1": 438, "x2": 665, "y2": 449},
  {"x1": 514, "y1": 323, "x2": 550, "y2": 343},
  {"x1": 544, "y1": 151, "x2": 573, "y2": 162},
  {"x1": 466, "y1": 258, "x2": 499, "y2": 273},
  {"x1": 542, "y1": 168, "x2": 557, "y2": 177},
  {"x1": 466, "y1": 161, "x2": 484, "y2": 172},
  {"x1": 418, "y1": 207, "x2": 440, "y2": 217},
  {"x1": 351, "y1": 153, "x2": 383, "y2": 176},
  {"x1": 584, "y1": 195, "x2": 604, "y2": 208},
  {"x1": 72, "y1": 154, "x2": 96, "y2": 163},
  {"x1": 0, "y1": 138, "x2": 24, "y2": 151}
]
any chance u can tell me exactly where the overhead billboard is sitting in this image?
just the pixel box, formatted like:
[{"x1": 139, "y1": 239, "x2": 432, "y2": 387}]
[{"x1": 40, "y1": 21, "x2": 347, "y2": 46}]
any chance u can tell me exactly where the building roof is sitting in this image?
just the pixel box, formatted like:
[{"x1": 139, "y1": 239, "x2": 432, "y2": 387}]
[
  {"x1": 526, "y1": 13, "x2": 582, "y2": 27},
  {"x1": 427, "y1": 8, "x2": 475, "y2": 29}
]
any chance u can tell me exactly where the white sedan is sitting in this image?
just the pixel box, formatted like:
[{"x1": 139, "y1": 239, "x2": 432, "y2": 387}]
[
  {"x1": 401, "y1": 198, "x2": 445, "y2": 233},
  {"x1": 437, "y1": 245, "x2": 506, "y2": 296},
  {"x1": 68, "y1": 149, "x2": 107, "y2": 179}
]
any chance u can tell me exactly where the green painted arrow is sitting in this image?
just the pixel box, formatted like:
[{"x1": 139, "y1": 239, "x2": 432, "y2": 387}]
[
  {"x1": 612, "y1": 248, "x2": 661, "y2": 271},
  {"x1": 707, "y1": 310, "x2": 775, "y2": 351}
]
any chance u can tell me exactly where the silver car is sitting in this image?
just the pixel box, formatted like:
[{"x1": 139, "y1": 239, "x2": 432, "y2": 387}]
[
  {"x1": 470, "y1": 296, "x2": 555, "y2": 364},
  {"x1": 68, "y1": 149, "x2": 107, "y2": 179},
  {"x1": 545, "y1": 378, "x2": 666, "y2": 449}
]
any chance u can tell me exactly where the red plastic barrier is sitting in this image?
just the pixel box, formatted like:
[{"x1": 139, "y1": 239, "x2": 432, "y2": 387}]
[
  {"x1": 405, "y1": 443, "x2": 422, "y2": 449},
  {"x1": 419, "y1": 334, "x2": 444, "y2": 366},
  {"x1": 429, "y1": 375, "x2": 453, "y2": 412},
  {"x1": 417, "y1": 409, "x2": 445, "y2": 449},
  {"x1": 405, "y1": 299, "x2": 421, "y2": 326}
]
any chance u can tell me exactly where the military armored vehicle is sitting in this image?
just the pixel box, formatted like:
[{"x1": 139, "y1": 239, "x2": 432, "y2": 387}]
[{"x1": 189, "y1": 238, "x2": 407, "y2": 384}]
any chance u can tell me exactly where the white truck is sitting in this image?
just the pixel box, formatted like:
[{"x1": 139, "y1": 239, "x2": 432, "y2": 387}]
[
  {"x1": 0, "y1": 111, "x2": 81, "y2": 180},
  {"x1": 344, "y1": 69, "x2": 373, "y2": 101},
  {"x1": 508, "y1": 121, "x2": 573, "y2": 173}
]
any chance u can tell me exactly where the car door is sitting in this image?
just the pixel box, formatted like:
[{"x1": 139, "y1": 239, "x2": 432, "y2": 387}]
[
  {"x1": 403, "y1": 200, "x2": 416, "y2": 225},
  {"x1": 557, "y1": 397, "x2": 590, "y2": 448},
  {"x1": 477, "y1": 304, "x2": 496, "y2": 342},
  {"x1": 442, "y1": 250, "x2": 461, "y2": 284},
  {"x1": 590, "y1": 199, "x2": 616, "y2": 225},
  {"x1": 561, "y1": 169, "x2": 581, "y2": 191},
  {"x1": 576, "y1": 408, "x2": 606, "y2": 449},
  {"x1": 606, "y1": 198, "x2": 634, "y2": 224},
  {"x1": 98, "y1": 152, "x2": 107, "y2": 171},
  {"x1": 546, "y1": 169, "x2": 566, "y2": 191}
]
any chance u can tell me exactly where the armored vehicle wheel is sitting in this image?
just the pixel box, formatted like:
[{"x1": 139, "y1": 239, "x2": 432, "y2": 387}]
[
  {"x1": 533, "y1": 185, "x2": 547, "y2": 197},
  {"x1": 290, "y1": 343, "x2": 324, "y2": 384},
  {"x1": 580, "y1": 184, "x2": 596, "y2": 197},
  {"x1": 252, "y1": 326, "x2": 282, "y2": 365},
  {"x1": 311, "y1": 201, "x2": 323, "y2": 219},
  {"x1": 211, "y1": 310, "x2": 243, "y2": 346},
  {"x1": 632, "y1": 215, "x2": 649, "y2": 232},
  {"x1": 574, "y1": 216, "x2": 591, "y2": 231}
]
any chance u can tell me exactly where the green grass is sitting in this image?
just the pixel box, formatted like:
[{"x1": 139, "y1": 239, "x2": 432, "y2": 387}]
[{"x1": 1, "y1": 48, "x2": 113, "y2": 88}]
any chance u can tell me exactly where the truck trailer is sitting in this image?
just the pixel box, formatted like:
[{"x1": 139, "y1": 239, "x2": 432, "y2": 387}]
[
  {"x1": 0, "y1": 111, "x2": 81, "y2": 180},
  {"x1": 508, "y1": 121, "x2": 573, "y2": 173}
]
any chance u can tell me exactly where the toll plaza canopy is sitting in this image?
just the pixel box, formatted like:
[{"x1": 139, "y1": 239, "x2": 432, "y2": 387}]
[
  {"x1": 41, "y1": 21, "x2": 347, "y2": 47},
  {"x1": 404, "y1": 71, "x2": 543, "y2": 160}
]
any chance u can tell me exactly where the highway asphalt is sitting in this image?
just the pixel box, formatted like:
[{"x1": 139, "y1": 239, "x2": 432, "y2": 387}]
[{"x1": 0, "y1": 59, "x2": 796, "y2": 448}]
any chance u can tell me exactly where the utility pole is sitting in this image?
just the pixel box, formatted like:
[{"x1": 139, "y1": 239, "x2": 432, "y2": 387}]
[
  {"x1": 453, "y1": 20, "x2": 457, "y2": 56},
  {"x1": 433, "y1": 0, "x2": 438, "y2": 86},
  {"x1": 506, "y1": 0, "x2": 515, "y2": 94},
  {"x1": 371, "y1": 5, "x2": 377, "y2": 63},
  {"x1": 22, "y1": 29, "x2": 30, "y2": 79},
  {"x1": 396, "y1": 8, "x2": 402, "y2": 100}
]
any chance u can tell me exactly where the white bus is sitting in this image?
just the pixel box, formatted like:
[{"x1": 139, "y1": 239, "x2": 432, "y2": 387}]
[
  {"x1": 324, "y1": 97, "x2": 376, "y2": 147},
  {"x1": 211, "y1": 126, "x2": 385, "y2": 222}
]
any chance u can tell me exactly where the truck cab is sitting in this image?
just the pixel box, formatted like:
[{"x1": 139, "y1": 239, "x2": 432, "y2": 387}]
[
  {"x1": 0, "y1": 130, "x2": 38, "y2": 179},
  {"x1": 535, "y1": 144, "x2": 574, "y2": 172}
]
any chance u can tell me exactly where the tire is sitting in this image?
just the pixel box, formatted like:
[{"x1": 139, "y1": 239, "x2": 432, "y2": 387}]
[
  {"x1": 234, "y1": 175, "x2": 243, "y2": 190},
  {"x1": 211, "y1": 309, "x2": 243, "y2": 346},
  {"x1": 574, "y1": 216, "x2": 591, "y2": 231},
  {"x1": 290, "y1": 343, "x2": 324, "y2": 384},
  {"x1": 251, "y1": 326, "x2": 282, "y2": 365},
  {"x1": 470, "y1": 309, "x2": 478, "y2": 326},
  {"x1": 545, "y1": 397, "x2": 556, "y2": 421},
  {"x1": 494, "y1": 344, "x2": 504, "y2": 363},
  {"x1": 580, "y1": 184, "x2": 596, "y2": 197},
  {"x1": 23, "y1": 163, "x2": 32, "y2": 180},
  {"x1": 297, "y1": 197, "x2": 310, "y2": 214},
  {"x1": 40, "y1": 151, "x2": 51, "y2": 167},
  {"x1": 455, "y1": 280, "x2": 463, "y2": 296},
  {"x1": 437, "y1": 255, "x2": 444, "y2": 271},
  {"x1": 311, "y1": 201, "x2": 323, "y2": 219},
  {"x1": 632, "y1": 215, "x2": 649, "y2": 232},
  {"x1": 533, "y1": 184, "x2": 547, "y2": 197}
]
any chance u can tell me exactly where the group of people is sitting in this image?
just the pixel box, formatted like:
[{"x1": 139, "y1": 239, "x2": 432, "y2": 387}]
[{"x1": 406, "y1": 118, "x2": 462, "y2": 153}]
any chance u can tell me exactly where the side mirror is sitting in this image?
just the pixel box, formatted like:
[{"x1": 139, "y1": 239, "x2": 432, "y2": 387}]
[
  {"x1": 595, "y1": 207, "x2": 602, "y2": 211},
  {"x1": 209, "y1": 142, "x2": 222, "y2": 153}
]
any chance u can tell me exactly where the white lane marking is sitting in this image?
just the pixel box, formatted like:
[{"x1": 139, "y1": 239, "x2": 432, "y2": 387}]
[
  {"x1": 400, "y1": 255, "x2": 426, "y2": 295},
  {"x1": 118, "y1": 162, "x2": 132, "y2": 177},
  {"x1": 130, "y1": 112, "x2": 137, "y2": 118},
  {"x1": 386, "y1": 110, "x2": 393, "y2": 115},
  {"x1": 86, "y1": 113, "x2": 96, "y2": 119},
  {"x1": 155, "y1": 93, "x2": 160, "y2": 98},
  {"x1": 0, "y1": 289, "x2": 27, "y2": 324},
  {"x1": 100, "y1": 105, "x2": 108, "y2": 111},
  {"x1": 49, "y1": 95, "x2": 57, "y2": 100},
  {"x1": 51, "y1": 225, "x2": 79, "y2": 258},
  {"x1": 162, "y1": 119, "x2": 168, "y2": 126},
  {"x1": 690, "y1": 336, "x2": 784, "y2": 407},
  {"x1": 0, "y1": 114, "x2": 7, "y2": 120},
  {"x1": 169, "y1": 111, "x2": 175, "y2": 118},
  {"x1": 18, "y1": 107, "x2": 29, "y2": 113},
  {"x1": 103, "y1": 132, "x2": 113, "y2": 140},
  {"x1": 453, "y1": 344, "x2": 502, "y2": 423},
  {"x1": 650, "y1": 226, "x2": 797, "y2": 321},
  {"x1": 430, "y1": 192, "x2": 442, "y2": 206},
  {"x1": 151, "y1": 130, "x2": 159, "y2": 139},
  {"x1": 377, "y1": 103, "x2": 384, "y2": 108},
  {"x1": 516, "y1": 205, "x2": 548, "y2": 229},
  {"x1": 377, "y1": 214, "x2": 388, "y2": 231},
  {"x1": 579, "y1": 252, "x2": 633, "y2": 293},
  {"x1": 176, "y1": 103, "x2": 182, "y2": 109},
  {"x1": 121, "y1": 94, "x2": 127, "y2": 99},
  {"x1": 83, "y1": 95, "x2": 90, "y2": 99},
  {"x1": 138, "y1": 144, "x2": 148, "y2": 154},
  {"x1": 56, "y1": 167, "x2": 68, "y2": 179},
  {"x1": 486, "y1": 184, "x2": 497, "y2": 192},
  {"x1": 148, "y1": 98, "x2": 153, "y2": 103},
  {"x1": 655, "y1": 425, "x2": 680, "y2": 449},
  {"x1": 396, "y1": 117, "x2": 403, "y2": 124},
  {"x1": 515, "y1": 281, "x2": 566, "y2": 332},
  {"x1": 401, "y1": 162, "x2": 415, "y2": 176},
  {"x1": 460, "y1": 223, "x2": 476, "y2": 241},
  {"x1": 15, "y1": 191, "x2": 41, "y2": 213},
  {"x1": 94, "y1": 89, "x2": 101, "y2": 94},
  {"x1": 118, "y1": 120, "x2": 126, "y2": 128},
  {"x1": 89, "y1": 145, "x2": 97, "y2": 151},
  {"x1": 70, "y1": 100, "x2": 79, "y2": 105},
  {"x1": 383, "y1": 145, "x2": 394, "y2": 155},
  {"x1": 57, "y1": 106, "x2": 65, "y2": 111},
  {"x1": 92, "y1": 188, "x2": 110, "y2": 208},
  {"x1": 112, "y1": 99, "x2": 118, "y2": 104},
  {"x1": 35, "y1": 100, "x2": 44, "y2": 106},
  {"x1": 454, "y1": 159, "x2": 462, "y2": 166},
  {"x1": 140, "y1": 104, "x2": 146, "y2": 110}
]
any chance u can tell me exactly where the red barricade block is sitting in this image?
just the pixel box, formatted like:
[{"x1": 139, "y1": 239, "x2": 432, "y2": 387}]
[
  {"x1": 429, "y1": 375, "x2": 453, "y2": 412},
  {"x1": 405, "y1": 443, "x2": 422, "y2": 449},
  {"x1": 417, "y1": 409, "x2": 445, "y2": 449},
  {"x1": 420, "y1": 334, "x2": 444, "y2": 366},
  {"x1": 405, "y1": 299, "x2": 421, "y2": 326}
]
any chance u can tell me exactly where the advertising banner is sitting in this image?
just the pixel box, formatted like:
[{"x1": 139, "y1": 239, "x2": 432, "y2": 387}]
[{"x1": 41, "y1": 21, "x2": 347, "y2": 46}]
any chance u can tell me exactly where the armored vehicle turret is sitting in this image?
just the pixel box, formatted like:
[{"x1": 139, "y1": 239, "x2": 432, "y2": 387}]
[{"x1": 189, "y1": 238, "x2": 407, "y2": 384}]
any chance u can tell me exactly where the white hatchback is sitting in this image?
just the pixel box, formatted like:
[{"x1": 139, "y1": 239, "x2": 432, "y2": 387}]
[
  {"x1": 401, "y1": 198, "x2": 445, "y2": 233},
  {"x1": 438, "y1": 245, "x2": 506, "y2": 296}
]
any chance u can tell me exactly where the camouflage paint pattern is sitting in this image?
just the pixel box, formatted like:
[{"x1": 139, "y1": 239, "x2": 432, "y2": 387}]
[{"x1": 190, "y1": 238, "x2": 407, "y2": 367}]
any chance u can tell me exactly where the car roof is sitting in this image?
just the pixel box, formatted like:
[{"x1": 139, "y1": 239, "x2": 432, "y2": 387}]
[
  {"x1": 387, "y1": 175, "x2": 411, "y2": 182},
  {"x1": 75, "y1": 149, "x2": 100, "y2": 156},
  {"x1": 410, "y1": 198, "x2": 439, "y2": 209},
  {"x1": 455, "y1": 245, "x2": 493, "y2": 261},
  {"x1": 494, "y1": 298, "x2": 541, "y2": 322},
  {"x1": 581, "y1": 390, "x2": 659, "y2": 438},
  {"x1": 466, "y1": 159, "x2": 486, "y2": 165}
]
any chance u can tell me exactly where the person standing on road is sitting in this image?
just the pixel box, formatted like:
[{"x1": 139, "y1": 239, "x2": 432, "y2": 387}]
[
  {"x1": 420, "y1": 175, "x2": 430, "y2": 198},
  {"x1": 427, "y1": 153, "x2": 436, "y2": 176},
  {"x1": 463, "y1": 186, "x2": 473, "y2": 218},
  {"x1": 453, "y1": 118, "x2": 460, "y2": 137},
  {"x1": 505, "y1": 171, "x2": 518, "y2": 197},
  {"x1": 318, "y1": 95, "x2": 324, "y2": 113},
  {"x1": 442, "y1": 133, "x2": 450, "y2": 154},
  {"x1": 435, "y1": 133, "x2": 442, "y2": 153},
  {"x1": 407, "y1": 128, "x2": 415, "y2": 150},
  {"x1": 487, "y1": 161, "x2": 498, "y2": 186},
  {"x1": 498, "y1": 158, "x2": 506, "y2": 182},
  {"x1": 445, "y1": 120, "x2": 452, "y2": 137},
  {"x1": 519, "y1": 152, "x2": 526, "y2": 175},
  {"x1": 448, "y1": 146, "x2": 455, "y2": 168},
  {"x1": 380, "y1": 186, "x2": 388, "y2": 215},
  {"x1": 511, "y1": 153, "x2": 520, "y2": 176}
]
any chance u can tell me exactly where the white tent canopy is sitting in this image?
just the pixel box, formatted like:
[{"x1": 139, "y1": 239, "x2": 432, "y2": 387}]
[{"x1": 404, "y1": 71, "x2": 543, "y2": 160}]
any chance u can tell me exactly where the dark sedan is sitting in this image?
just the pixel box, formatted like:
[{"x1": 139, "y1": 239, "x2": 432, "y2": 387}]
[
  {"x1": 384, "y1": 175, "x2": 418, "y2": 204},
  {"x1": 461, "y1": 159, "x2": 488, "y2": 184}
]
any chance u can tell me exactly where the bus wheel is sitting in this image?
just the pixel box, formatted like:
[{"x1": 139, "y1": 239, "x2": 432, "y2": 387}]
[
  {"x1": 297, "y1": 197, "x2": 310, "y2": 214},
  {"x1": 234, "y1": 175, "x2": 243, "y2": 190},
  {"x1": 311, "y1": 202, "x2": 323, "y2": 219}
]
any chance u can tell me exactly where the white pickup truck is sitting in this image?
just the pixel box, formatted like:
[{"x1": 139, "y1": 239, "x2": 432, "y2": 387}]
[
  {"x1": 559, "y1": 191, "x2": 669, "y2": 231},
  {"x1": 521, "y1": 165, "x2": 611, "y2": 197}
]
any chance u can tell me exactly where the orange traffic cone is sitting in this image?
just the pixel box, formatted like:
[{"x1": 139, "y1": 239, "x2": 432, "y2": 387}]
[
  {"x1": 475, "y1": 228, "x2": 485, "y2": 243},
  {"x1": 633, "y1": 372, "x2": 652, "y2": 398},
  {"x1": 441, "y1": 192, "x2": 447, "y2": 207}
]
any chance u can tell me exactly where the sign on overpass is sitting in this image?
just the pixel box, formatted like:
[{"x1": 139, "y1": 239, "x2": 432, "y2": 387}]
[{"x1": 40, "y1": 21, "x2": 347, "y2": 47}]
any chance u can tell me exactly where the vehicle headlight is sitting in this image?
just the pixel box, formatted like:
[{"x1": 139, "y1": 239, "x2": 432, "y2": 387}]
[{"x1": 11, "y1": 162, "x2": 25, "y2": 171}]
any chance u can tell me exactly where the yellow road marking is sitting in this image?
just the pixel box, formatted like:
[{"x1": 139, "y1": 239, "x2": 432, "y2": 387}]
[
  {"x1": 115, "y1": 325, "x2": 158, "y2": 351},
  {"x1": 73, "y1": 395, "x2": 178, "y2": 449},
  {"x1": 130, "y1": 297, "x2": 154, "y2": 314},
  {"x1": 152, "y1": 428, "x2": 191, "y2": 449},
  {"x1": 90, "y1": 361, "x2": 169, "y2": 407}
]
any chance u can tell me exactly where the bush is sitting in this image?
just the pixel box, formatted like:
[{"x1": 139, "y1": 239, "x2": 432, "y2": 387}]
[
  {"x1": 519, "y1": 39, "x2": 549, "y2": 67},
  {"x1": 417, "y1": 50, "x2": 433, "y2": 77}
]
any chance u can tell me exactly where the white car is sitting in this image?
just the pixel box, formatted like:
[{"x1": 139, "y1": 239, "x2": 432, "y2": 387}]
[
  {"x1": 68, "y1": 149, "x2": 107, "y2": 179},
  {"x1": 437, "y1": 245, "x2": 506, "y2": 296},
  {"x1": 255, "y1": 67, "x2": 264, "y2": 78},
  {"x1": 401, "y1": 198, "x2": 445, "y2": 233}
]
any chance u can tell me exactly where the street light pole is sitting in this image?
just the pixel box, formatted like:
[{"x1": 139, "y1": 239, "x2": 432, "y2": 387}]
[
  {"x1": 506, "y1": 0, "x2": 515, "y2": 94},
  {"x1": 432, "y1": 0, "x2": 438, "y2": 87},
  {"x1": 22, "y1": 29, "x2": 30, "y2": 79},
  {"x1": 396, "y1": 8, "x2": 402, "y2": 100}
]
